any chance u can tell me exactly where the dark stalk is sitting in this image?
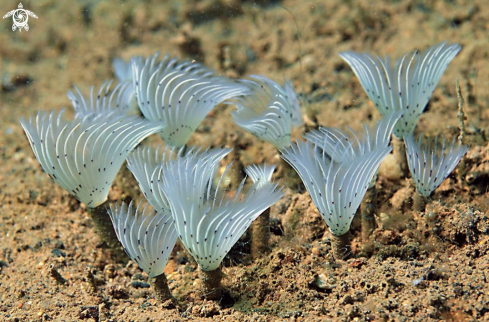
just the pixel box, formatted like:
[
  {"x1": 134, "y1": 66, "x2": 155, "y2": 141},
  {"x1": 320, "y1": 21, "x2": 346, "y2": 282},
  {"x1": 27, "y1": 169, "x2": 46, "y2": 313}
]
[
  {"x1": 361, "y1": 186, "x2": 377, "y2": 241},
  {"x1": 251, "y1": 208, "x2": 270, "y2": 259},
  {"x1": 198, "y1": 266, "x2": 223, "y2": 300},
  {"x1": 86, "y1": 201, "x2": 128, "y2": 261},
  {"x1": 150, "y1": 274, "x2": 175, "y2": 303},
  {"x1": 330, "y1": 231, "x2": 352, "y2": 260},
  {"x1": 413, "y1": 191, "x2": 428, "y2": 213},
  {"x1": 393, "y1": 135, "x2": 408, "y2": 178}
]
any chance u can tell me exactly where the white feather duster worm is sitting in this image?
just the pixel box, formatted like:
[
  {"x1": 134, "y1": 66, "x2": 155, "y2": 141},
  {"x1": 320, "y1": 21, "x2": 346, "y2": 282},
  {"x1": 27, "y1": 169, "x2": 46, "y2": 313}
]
[
  {"x1": 20, "y1": 110, "x2": 163, "y2": 208},
  {"x1": 339, "y1": 42, "x2": 460, "y2": 137},
  {"x1": 109, "y1": 200, "x2": 177, "y2": 278},
  {"x1": 160, "y1": 148, "x2": 283, "y2": 299},
  {"x1": 108, "y1": 200, "x2": 178, "y2": 302},
  {"x1": 133, "y1": 53, "x2": 248, "y2": 147},
  {"x1": 304, "y1": 112, "x2": 402, "y2": 241},
  {"x1": 68, "y1": 80, "x2": 136, "y2": 118},
  {"x1": 281, "y1": 138, "x2": 391, "y2": 259},
  {"x1": 282, "y1": 141, "x2": 390, "y2": 235},
  {"x1": 21, "y1": 110, "x2": 163, "y2": 259},
  {"x1": 305, "y1": 112, "x2": 402, "y2": 163},
  {"x1": 405, "y1": 133, "x2": 468, "y2": 211},
  {"x1": 161, "y1": 148, "x2": 283, "y2": 270},
  {"x1": 126, "y1": 146, "x2": 184, "y2": 213},
  {"x1": 230, "y1": 75, "x2": 298, "y2": 150}
]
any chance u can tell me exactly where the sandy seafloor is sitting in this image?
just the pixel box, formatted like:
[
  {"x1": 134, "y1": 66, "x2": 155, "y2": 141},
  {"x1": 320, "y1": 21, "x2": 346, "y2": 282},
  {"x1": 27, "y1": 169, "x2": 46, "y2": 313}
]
[{"x1": 1, "y1": 0, "x2": 489, "y2": 321}]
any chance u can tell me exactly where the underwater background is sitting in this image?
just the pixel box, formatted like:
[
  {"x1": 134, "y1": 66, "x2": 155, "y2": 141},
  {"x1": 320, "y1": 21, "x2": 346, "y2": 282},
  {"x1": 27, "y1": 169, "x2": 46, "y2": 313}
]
[{"x1": 1, "y1": 0, "x2": 488, "y2": 321}]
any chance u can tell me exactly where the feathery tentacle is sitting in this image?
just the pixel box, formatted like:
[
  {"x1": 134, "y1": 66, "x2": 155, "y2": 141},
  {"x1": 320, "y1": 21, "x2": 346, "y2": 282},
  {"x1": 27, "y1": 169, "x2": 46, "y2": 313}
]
[
  {"x1": 229, "y1": 75, "x2": 298, "y2": 150},
  {"x1": 126, "y1": 145, "x2": 188, "y2": 212},
  {"x1": 305, "y1": 111, "x2": 402, "y2": 162},
  {"x1": 404, "y1": 134, "x2": 468, "y2": 197},
  {"x1": 133, "y1": 53, "x2": 249, "y2": 147},
  {"x1": 160, "y1": 149, "x2": 283, "y2": 271},
  {"x1": 339, "y1": 42, "x2": 461, "y2": 137},
  {"x1": 282, "y1": 139, "x2": 391, "y2": 236},
  {"x1": 20, "y1": 110, "x2": 163, "y2": 207},
  {"x1": 108, "y1": 200, "x2": 178, "y2": 278},
  {"x1": 68, "y1": 80, "x2": 136, "y2": 118}
]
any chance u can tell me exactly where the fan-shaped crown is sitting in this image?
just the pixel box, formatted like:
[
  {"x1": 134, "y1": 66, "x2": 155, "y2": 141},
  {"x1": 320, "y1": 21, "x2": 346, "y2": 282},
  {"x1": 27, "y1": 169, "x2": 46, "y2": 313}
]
[
  {"x1": 229, "y1": 75, "x2": 298, "y2": 150},
  {"x1": 133, "y1": 53, "x2": 249, "y2": 147},
  {"x1": 67, "y1": 80, "x2": 137, "y2": 118},
  {"x1": 20, "y1": 110, "x2": 163, "y2": 207},
  {"x1": 109, "y1": 200, "x2": 178, "y2": 278},
  {"x1": 405, "y1": 134, "x2": 468, "y2": 197},
  {"x1": 281, "y1": 138, "x2": 391, "y2": 236},
  {"x1": 160, "y1": 149, "x2": 283, "y2": 271},
  {"x1": 305, "y1": 112, "x2": 402, "y2": 162},
  {"x1": 339, "y1": 42, "x2": 461, "y2": 137}
]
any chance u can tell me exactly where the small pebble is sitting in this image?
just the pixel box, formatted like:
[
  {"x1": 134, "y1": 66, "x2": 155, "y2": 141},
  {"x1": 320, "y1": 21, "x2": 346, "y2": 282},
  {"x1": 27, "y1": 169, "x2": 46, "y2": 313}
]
[
  {"x1": 315, "y1": 273, "x2": 337, "y2": 289},
  {"x1": 130, "y1": 281, "x2": 150, "y2": 288}
]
